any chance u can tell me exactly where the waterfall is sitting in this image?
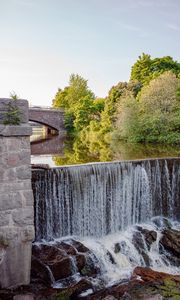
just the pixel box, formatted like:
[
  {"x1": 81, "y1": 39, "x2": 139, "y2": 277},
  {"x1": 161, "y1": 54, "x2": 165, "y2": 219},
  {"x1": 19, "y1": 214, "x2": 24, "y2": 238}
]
[{"x1": 32, "y1": 158, "x2": 180, "y2": 241}]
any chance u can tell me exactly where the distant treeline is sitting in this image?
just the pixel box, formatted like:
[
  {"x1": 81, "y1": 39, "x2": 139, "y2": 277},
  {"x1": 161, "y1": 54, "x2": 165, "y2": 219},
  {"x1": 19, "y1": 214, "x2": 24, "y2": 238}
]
[{"x1": 52, "y1": 53, "x2": 180, "y2": 160}]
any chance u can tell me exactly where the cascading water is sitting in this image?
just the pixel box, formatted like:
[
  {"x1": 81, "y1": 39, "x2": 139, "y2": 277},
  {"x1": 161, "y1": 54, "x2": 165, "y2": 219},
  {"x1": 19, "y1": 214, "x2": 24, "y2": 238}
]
[
  {"x1": 32, "y1": 158, "x2": 179, "y2": 241},
  {"x1": 31, "y1": 158, "x2": 180, "y2": 289}
]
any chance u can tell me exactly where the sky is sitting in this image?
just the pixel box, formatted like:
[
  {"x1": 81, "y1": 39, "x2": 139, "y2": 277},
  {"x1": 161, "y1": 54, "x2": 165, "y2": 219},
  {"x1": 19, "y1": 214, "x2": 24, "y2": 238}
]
[{"x1": 0, "y1": 0, "x2": 180, "y2": 106}]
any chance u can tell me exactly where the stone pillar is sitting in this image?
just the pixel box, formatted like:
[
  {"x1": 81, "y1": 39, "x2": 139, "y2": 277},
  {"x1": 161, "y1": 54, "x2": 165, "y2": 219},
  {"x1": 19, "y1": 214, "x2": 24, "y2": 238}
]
[{"x1": 0, "y1": 98, "x2": 34, "y2": 288}]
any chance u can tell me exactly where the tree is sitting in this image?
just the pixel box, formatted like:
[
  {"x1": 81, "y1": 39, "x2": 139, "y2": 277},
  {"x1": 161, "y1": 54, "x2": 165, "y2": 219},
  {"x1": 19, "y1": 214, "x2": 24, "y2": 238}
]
[
  {"x1": 115, "y1": 71, "x2": 180, "y2": 144},
  {"x1": 139, "y1": 71, "x2": 179, "y2": 114},
  {"x1": 131, "y1": 53, "x2": 180, "y2": 87},
  {"x1": 130, "y1": 53, "x2": 152, "y2": 85},
  {"x1": 52, "y1": 74, "x2": 95, "y2": 135},
  {"x1": 3, "y1": 93, "x2": 21, "y2": 125}
]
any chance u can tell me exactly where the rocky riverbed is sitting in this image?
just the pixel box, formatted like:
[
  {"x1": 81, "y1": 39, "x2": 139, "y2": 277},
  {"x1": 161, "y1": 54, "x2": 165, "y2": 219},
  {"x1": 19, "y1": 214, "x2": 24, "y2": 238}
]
[{"x1": 1, "y1": 218, "x2": 180, "y2": 300}]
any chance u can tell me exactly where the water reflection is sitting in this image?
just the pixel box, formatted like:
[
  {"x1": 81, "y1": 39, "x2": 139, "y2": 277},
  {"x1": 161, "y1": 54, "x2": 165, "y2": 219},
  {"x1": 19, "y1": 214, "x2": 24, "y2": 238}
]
[{"x1": 31, "y1": 128, "x2": 180, "y2": 167}]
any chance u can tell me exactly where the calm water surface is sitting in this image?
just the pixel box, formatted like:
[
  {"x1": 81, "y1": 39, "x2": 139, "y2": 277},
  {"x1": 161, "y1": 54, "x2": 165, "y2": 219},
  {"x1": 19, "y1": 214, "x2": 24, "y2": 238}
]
[{"x1": 30, "y1": 128, "x2": 180, "y2": 167}]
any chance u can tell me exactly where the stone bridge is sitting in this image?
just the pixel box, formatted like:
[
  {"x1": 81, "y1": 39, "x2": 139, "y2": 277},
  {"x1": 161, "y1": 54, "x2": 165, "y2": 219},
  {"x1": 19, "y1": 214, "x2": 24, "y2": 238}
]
[{"x1": 29, "y1": 107, "x2": 65, "y2": 134}]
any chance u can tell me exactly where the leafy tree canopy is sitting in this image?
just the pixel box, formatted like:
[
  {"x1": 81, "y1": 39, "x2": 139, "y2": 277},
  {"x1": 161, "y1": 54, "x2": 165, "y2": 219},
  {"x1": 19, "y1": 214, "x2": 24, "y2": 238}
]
[{"x1": 131, "y1": 53, "x2": 180, "y2": 86}]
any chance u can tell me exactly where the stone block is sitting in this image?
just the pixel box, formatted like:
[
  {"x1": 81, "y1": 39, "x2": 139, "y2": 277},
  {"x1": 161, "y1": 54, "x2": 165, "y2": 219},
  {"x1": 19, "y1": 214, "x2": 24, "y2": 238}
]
[
  {"x1": 12, "y1": 208, "x2": 34, "y2": 226},
  {"x1": 0, "y1": 125, "x2": 32, "y2": 137},
  {"x1": 16, "y1": 165, "x2": 31, "y2": 180},
  {"x1": 0, "y1": 241, "x2": 32, "y2": 288},
  {"x1": 20, "y1": 137, "x2": 30, "y2": 150},
  {"x1": 0, "y1": 226, "x2": 34, "y2": 242},
  {"x1": 0, "y1": 181, "x2": 32, "y2": 192},
  {"x1": 0, "y1": 193, "x2": 22, "y2": 211},
  {"x1": 4, "y1": 168, "x2": 17, "y2": 181},
  {"x1": 7, "y1": 153, "x2": 20, "y2": 167},
  {"x1": 18, "y1": 150, "x2": 31, "y2": 164},
  {"x1": 0, "y1": 140, "x2": 7, "y2": 153},
  {"x1": 21, "y1": 226, "x2": 35, "y2": 242},
  {"x1": 7, "y1": 138, "x2": 21, "y2": 151},
  {"x1": 0, "y1": 212, "x2": 10, "y2": 226},
  {"x1": 22, "y1": 190, "x2": 34, "y2": 206}
]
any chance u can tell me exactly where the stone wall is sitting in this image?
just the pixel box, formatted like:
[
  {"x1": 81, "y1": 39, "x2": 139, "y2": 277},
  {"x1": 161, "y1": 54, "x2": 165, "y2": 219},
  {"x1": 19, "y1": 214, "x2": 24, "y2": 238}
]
[
  {"x1": 29, "y1": 108, "x2": 65, "y2": 133},
  {"x1": 0, "y1": 99, "x2": 34, "y2": 288}
]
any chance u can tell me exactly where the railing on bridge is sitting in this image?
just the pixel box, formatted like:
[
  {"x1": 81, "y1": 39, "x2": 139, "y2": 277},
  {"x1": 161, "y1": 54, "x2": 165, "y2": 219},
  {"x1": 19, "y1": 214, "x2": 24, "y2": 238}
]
[{"x1": 29, "y1": 106, "x2": 62, "y2": 111}]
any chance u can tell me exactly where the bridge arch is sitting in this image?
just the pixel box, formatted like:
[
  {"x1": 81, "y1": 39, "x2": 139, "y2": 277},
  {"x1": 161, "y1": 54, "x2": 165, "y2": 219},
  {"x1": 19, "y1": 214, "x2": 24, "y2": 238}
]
[{"x1": 29, "y1": 107, "x2": 65, "y2": 134}]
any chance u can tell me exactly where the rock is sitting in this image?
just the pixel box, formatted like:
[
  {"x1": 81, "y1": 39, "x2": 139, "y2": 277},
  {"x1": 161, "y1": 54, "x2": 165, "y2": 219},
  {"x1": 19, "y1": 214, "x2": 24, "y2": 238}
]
[
  {"x1": 152, "y1": 217, "x2": 172, "y2": 229},
  {"x1": 13, "y1": 295, "x2": 34, "y2": 300},
  {"x1": 32, "y1": 240, "x2": 100, "y2": 284},
  {"x1": 50, "y1": 256, "x2": 73, "y2": 280},
  {"x1": 80, "y1": 253, "x2": 100, "y2": 277},
  {"x1": 31, "y1": 256, "x2": 54, "y2": 286},
  {"x1": 70, "y1": 239, "x2": 90, "y2": 253},
  {"x1": 102, "y1": 296, "x2": 117, "y2": 300},
  {"x1": 132, "y1": 231, "x2": 150, "y2": 266},
  {"x1": 114, "y1": 243, "x2": 121, "y2": 254},
  {"x1": 137, "y1": 227, "x2": 157, "y2": 250},
  {"x1": 132, "y1": 266, "x2": 180, "y2": 283},
  {"x1": 160, "y1": 228, "x2": 180, "y2": 259},
  {"x1": 32, "y1": 244, "x2": 67, "y2": 262},
  {"x1": 56, "y1": 241, "x2": 77, "y2": 255},
  {"x1": 76, "y1": 254, "x2": 86, "y2": 271},
  {"x1": 32, "y1": 244, "x2": 73, "y2": 281}
]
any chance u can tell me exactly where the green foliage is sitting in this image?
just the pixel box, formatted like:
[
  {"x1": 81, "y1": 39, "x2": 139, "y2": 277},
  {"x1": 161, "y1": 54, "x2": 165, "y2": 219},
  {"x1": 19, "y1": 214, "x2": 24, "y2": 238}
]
[
  {"x1": 115, "y1": 72, "x2": 180, "y2": 144},
  {"x1": 53, "y1": 54, "x2": 180, "y2": 154},
  {"x1": 52, "y1": 74, "x2": 95, "y2": 134},
  {"x1": 131, "y1": 53, "x2": 180, "y2": 87},
  {"x1": 3, "y1": 95, "x2": 21, "y2": 125}
]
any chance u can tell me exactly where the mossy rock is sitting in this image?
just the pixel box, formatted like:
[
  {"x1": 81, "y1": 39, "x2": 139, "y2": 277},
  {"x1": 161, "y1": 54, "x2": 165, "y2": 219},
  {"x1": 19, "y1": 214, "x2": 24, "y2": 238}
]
[{"x1": 159, "y1": 279, "x2": 180, "y2": 298}]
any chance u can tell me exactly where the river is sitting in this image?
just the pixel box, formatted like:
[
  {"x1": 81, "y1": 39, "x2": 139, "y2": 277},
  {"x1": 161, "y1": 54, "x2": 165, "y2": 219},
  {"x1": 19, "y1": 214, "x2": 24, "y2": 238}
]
[{"x1": 30, "y1": 127, "x2": 180, "y2": 166}]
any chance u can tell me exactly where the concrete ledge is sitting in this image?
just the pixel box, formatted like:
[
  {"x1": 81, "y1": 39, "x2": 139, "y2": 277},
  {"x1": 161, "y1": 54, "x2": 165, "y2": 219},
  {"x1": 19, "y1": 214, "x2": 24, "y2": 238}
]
[{"x1": 0, "y1": 125, "x2": 32, "y2": 137}]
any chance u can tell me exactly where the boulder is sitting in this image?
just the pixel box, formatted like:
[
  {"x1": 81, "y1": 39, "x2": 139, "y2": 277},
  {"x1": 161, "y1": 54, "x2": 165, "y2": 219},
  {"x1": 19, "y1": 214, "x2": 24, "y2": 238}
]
[
  {"x1": 132, "y1": 231, "x2": 150, "y2": 266},
  {"x1": 31, "y1": 255, "x2": 54, "y2": 286},
  {"x1": 136, "y1": 227, "x2": 157, "y2": 250},
  {"x1": 132, "y1": 266, "x2": 180, "y2": 283},
  {"x1": 160, "y1": 228, "x2": 180, "y2": 259}
]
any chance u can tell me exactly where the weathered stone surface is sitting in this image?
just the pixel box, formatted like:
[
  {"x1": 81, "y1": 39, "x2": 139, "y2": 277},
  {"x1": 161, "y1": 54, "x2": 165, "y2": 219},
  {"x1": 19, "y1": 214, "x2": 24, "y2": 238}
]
[
  {"x1": 0, "y1": 241, "x2": 32, "y2": 288},
  {"x1": 0, "y1": 101, "x2": 34, "y2": 288},
  {"x1": 12, "y1": 208, "x2": 34, "y2": 226},
  {"x1": 31, "y1": 256, "x2": 54, "y2": 286},
  {"x1": 0, "y1": 212, "x2": 11, "y2": 226},
  {"x1": 16, "y1": 165, "x2": 31, "y2": 180},
  {"x1": 0, "y1": 193, "x2": 22, "y2": 211},
  {"x1": 0, "y1": 125, "x2": 32, "y2": 137},
  {"x1": 31, "y1": 240, "x2": 100, "y2": 286},
  {"x1": 23, "y1": 191, "x2": 34, "y2": 206},
  {"x1": 13, "y1": 295, "x2": 34, "y2": 300},
  {"x1": 0, "y1": 226, "x2": 34, "y2": 242},
  {"x1": 132, "y1": 266, "x2": 180, "y2": 283},
  {"x1": 29, "y1": 108, "x2": 65, "y2": 133},
  {"x1": 18, "y1": 150, "x2": 31, "y2": 164},
  {"x1": 70, "y1": 239, "x2": 90, "y2": 253},
  {"x1": 136, "y1": 226, "x2": 157, "y2": 250},
  {"x1": 160, "y1": 228, "x2": 180, "y2": 265},
  {"x1": 132, "y1": 231, "x2": 150, "y2": 266},
  {"x1": 0, "y1": 181, "x2": 32, "y2": 192}
]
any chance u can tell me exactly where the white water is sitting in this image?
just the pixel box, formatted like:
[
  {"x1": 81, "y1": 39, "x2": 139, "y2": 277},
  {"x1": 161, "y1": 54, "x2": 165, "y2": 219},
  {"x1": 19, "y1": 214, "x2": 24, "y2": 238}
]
[
  {"x1": 32, "y1": 158, "x2": 180, "y2": 287},
  {"x1": 33, "y1": 158, "x2": 179, "y2": 241},
  {"x1": 79, "y1": 218, "x2": 180, "y2": 285}
]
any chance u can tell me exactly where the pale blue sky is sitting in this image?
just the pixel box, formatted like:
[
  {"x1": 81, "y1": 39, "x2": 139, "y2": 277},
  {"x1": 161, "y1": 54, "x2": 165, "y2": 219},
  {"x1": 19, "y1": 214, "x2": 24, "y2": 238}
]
[{"x1": 0, "y1": 0, "x2": 180, "y2": 106}]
